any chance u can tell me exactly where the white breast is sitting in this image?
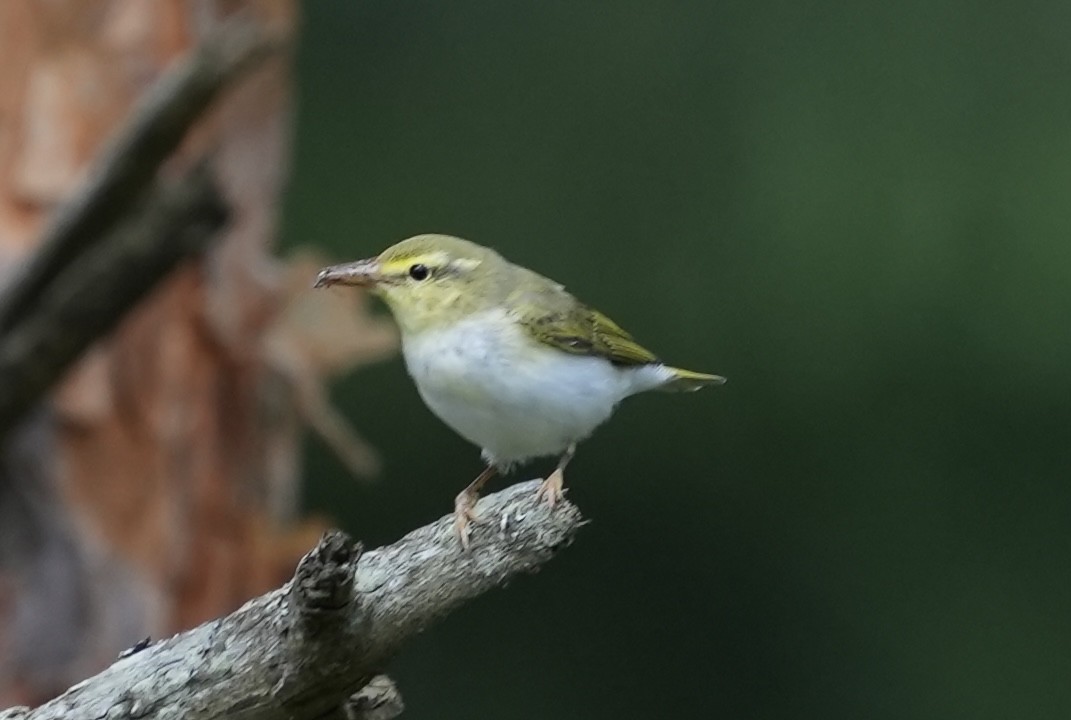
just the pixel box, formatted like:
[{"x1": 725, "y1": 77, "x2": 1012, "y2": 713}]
[{"x1": 401, "y1": 309, "x2": 672, "y2": 468}]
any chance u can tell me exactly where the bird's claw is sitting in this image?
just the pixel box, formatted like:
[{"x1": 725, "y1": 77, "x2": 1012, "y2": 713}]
[
  {"x1": 535, "y1": 468, "x2": 565, "y2": 508},
  {"x1": 454, "y1": 489, "x2": 479, "y2": 550}
]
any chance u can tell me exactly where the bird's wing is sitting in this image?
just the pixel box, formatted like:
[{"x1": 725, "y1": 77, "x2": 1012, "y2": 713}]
[{"x1": 508, "y1": 271, "x2": 660, "y2": 367}]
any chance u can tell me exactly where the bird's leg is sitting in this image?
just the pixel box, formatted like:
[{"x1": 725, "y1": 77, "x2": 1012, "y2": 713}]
[
  {"x1": 454, "y1": 465, "x2": 497, "y2": 549},
  {"x1": 536, "y1": 444, "x2": 576, "y2": 508}
]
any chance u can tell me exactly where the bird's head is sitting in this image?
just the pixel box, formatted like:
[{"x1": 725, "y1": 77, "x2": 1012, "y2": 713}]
[{"x1": 315, "y1": 234, "x2": 506, "y2": 334}]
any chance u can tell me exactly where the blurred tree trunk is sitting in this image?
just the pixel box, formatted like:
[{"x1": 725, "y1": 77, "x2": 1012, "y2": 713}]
[{"x1": 0, "y1": 1, "x2": 395, "y2": 706}]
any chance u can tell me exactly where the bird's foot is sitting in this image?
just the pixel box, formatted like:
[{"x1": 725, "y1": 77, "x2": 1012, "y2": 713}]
[
  {"x1": 535, "y1": 468, "x2": 565, "y2": 508},
  {"x1": 453, "y1": 488, "x2": 480, "y2": 550}
]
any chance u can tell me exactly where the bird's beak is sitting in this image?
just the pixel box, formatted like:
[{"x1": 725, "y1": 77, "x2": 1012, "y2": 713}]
[{"x1": 314, "y1": 258, "x2": 382, "y2": 289}]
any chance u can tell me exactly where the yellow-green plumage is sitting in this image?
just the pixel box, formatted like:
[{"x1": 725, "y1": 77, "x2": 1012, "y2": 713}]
[
  {"x1": 361, "y1": 234, "x2": 724, "y2": 392},
  {"x1": 510, "y1": 283, "x2": 721, "y2": 391},
  {"x1": 314, "y1": 234, "x2": 724, "y2": 545}
]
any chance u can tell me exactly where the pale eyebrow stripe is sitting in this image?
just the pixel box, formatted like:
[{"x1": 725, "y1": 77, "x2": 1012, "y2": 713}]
[{"x1": 381, "y1": 252, "x2": 481, "y2": 275}]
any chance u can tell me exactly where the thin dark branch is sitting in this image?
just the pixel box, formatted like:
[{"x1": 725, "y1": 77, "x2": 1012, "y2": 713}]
[
  {"x1": 0, "y1": 480, "x2": 584, "y2": 720},
  {"x1": 0, "y1": 169, "x2": 228, "y2": 438},
  {"x1": 0, "y1": 16, "x2": 282, "y2": 335}
]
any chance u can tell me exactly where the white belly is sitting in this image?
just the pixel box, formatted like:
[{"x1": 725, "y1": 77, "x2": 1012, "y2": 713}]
[{"x1": 401, "y1": 310, "x2": 671, "y2": 467}]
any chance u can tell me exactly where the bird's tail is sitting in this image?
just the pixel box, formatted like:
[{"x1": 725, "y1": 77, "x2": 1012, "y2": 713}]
[{"x1": 659, "y1": 367, "x2": 727, "y2": 393}]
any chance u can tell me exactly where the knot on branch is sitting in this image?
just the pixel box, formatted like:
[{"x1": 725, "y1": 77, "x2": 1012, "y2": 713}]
[
  {"x1": 7, "y1": 484, "x2": 585, "y2": 720},
  {"x1": 345, "y1": 675, "x2": 404, "y2": 720},
  {"x1": 292, "y1": 530, "x2": 363, "y2": 617},
  {"x1": 0, "y1": 708, "x2": 30, "y2": 720}
]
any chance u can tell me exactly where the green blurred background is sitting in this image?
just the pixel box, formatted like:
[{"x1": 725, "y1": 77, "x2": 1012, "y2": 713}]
[{"x1": 281, "y1": 2, "x2": 1071, "y2": 718}]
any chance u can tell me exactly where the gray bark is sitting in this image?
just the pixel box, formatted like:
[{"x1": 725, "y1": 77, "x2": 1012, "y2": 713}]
[{"x1": 0, "y1": 480, "x2": 584, "y2": 720}]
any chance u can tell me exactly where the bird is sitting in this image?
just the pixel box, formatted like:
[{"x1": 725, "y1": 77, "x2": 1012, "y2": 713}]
[{"x1": 315, "y1": 234, "x2": 724, "y2": 547}]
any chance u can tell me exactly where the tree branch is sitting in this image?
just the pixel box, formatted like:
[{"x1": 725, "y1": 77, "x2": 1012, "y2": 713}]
[
  {"x1": 0, "y1": 15, "x2": 283, "y2": 335},
  {"x1": 0, "y1": 15, "x2": 284, "y2": 441},
  {"x1": 0, "y1": 169, "x2": 228, "y2": 438},
  {"x1": 0, "y1": 480, "x2": 584, "y2": 720}
]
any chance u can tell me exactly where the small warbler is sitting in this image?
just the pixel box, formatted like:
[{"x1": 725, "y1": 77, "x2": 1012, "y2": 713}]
[{"x1": 315, "y1": 234, "x2": 724, "y2": 547}]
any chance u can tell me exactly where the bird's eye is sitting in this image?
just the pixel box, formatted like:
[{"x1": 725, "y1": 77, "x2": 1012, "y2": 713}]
[{"x1": 408, "y1": 263, "x2": 430, "y2": 281}]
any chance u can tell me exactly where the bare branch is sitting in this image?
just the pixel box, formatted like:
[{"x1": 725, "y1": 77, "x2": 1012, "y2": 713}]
[
  {"x1": 0, "y1": 15, "x2": 284, "y2": 440},
  {"x1": 0, "y1": 169, "x2": 228, "y2": 438},
  {"x1": 0, "y1": 16, "x2": 283, "y2": 335},
  {"x1": 4, "y1": 480, "x2": 583, "y2": 720}
]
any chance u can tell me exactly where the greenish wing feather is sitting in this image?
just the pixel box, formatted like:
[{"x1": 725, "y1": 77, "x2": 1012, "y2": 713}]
[
  {"x1": 582, "y1": 309, "x2": 661, "y2": 365},
  {"x1": 510, "y1": 275, "x2": 661, "y2": 367}
]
